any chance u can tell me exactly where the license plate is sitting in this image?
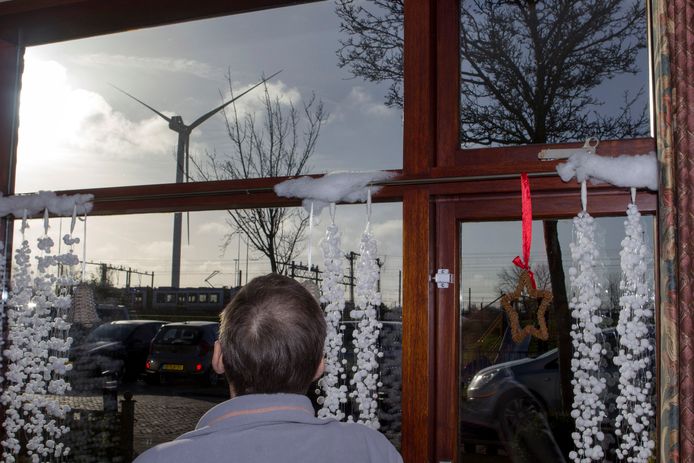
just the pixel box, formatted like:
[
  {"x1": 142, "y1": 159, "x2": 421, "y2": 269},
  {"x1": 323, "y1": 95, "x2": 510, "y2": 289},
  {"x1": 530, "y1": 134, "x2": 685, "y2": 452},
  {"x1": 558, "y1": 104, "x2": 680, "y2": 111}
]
[{"x1": 162, "y1": 364, "x2": 184, "y2": 371}]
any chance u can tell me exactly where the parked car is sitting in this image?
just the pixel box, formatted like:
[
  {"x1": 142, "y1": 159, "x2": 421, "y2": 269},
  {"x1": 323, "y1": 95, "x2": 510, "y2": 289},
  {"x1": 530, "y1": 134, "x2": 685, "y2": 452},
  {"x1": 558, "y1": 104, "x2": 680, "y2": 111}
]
[
  {"x1": 144, "y1": 321, "x2": 222, "y2": 386},
  {"x1": 461, "y1": 348, "x2": 566, "y2": 460},
  {"x1": 69, "y1": 320, "x2": 165, "y2": 386},
  {"x1": 95, "y1": 303, "x2": 130, "y2": 322}
]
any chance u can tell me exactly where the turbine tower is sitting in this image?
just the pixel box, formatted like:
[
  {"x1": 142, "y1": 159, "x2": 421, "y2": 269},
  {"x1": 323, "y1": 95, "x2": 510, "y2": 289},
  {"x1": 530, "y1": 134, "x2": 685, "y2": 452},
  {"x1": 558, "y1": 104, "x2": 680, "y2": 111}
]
[{"x1": 114, "y1": 71, "x2": 281, "y2": 288}]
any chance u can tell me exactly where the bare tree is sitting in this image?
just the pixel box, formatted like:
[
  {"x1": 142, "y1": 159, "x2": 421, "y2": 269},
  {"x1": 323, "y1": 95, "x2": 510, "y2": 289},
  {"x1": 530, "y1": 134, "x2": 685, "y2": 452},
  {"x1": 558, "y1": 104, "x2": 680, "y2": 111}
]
[
  {"x1": 336, "y1": 0, "x2": 648, "y2": 144},
  {"x1": 496, "y1": 262, "x2": 551, "y2": 294},
  {"x1": 336, "y1": 0, "x2": 404, "y2": 108},
  {"x1": 194, "y1": 73, "x2": 326, "y2": 275},
  {"x1": 338, "y1": 0, "x2": 648, "y2": 415}
]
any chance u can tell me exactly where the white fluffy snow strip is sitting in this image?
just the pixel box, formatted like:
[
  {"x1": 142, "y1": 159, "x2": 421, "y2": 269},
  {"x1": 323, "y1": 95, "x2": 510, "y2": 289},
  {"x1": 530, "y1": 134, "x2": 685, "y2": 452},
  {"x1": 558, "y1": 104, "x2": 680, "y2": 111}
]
[
  {"x1": 0, "y1": 191, "x2": 94, "y2": 218},
  {"x1": 568, "y1": 211, "x2": 608, "y2": 463},
  {"x1": 613, "y1": 200, "x2": 656, "y2": 462},
  {"x1": 349, "y1": 225, "x2": 383, "y2": 430},
  {"x1": 274, "y1": 171, "x2": 396, "y2": 214},
  {"x1": 556, "y1": 152, "x2": 657, "y2": 191},
  {"x1": 316, "y1": 215, "x2": 348, "y2": 421}
]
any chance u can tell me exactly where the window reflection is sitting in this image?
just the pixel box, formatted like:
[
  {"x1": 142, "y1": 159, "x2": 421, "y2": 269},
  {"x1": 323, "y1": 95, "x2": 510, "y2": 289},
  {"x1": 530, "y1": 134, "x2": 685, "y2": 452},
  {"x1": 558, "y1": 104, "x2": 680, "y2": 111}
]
[
  {"x1": 459, "y1": 217, "x2": 655, "y2": 461},
  {"x1": 459, "y1": 0, "x2": 649, "y2": 147},
  {"x1": 13, "y1": 203, "x2": 402, "y2": 459}
]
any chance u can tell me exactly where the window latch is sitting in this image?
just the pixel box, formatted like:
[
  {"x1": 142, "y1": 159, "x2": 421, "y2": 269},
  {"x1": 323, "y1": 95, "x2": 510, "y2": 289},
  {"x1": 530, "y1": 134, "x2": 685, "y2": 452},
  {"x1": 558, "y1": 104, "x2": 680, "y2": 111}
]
[{"x1": 433, "y1": 269, "x2": 454, "y2": 288}]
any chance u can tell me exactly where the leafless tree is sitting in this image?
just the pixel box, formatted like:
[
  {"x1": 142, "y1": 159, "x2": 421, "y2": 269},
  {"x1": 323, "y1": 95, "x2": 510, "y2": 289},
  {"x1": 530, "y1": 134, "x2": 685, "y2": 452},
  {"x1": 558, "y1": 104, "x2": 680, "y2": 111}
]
[
  {"x1": 338, "y1": 0, "x2": 647, "y2": 414},
  {"x1": 194, "y1": 73, "x2": 326, "y2": 275},
  {"x1": 336, "y1": 0, "x2": 648, "y2": 144},
  {"x1": 496, "y1": 262, "x2": 551, "y2": 294}
]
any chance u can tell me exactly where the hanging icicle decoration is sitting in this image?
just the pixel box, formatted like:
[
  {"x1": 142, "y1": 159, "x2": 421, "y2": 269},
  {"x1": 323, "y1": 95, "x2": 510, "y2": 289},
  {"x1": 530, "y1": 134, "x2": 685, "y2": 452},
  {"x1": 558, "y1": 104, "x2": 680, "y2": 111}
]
[
  {"x1": 568, "y1": 182, "x2": 607, "y2": 463},
  {"x1": 0, "y1": 237, "x2": 7, "y2": 388},
  {"x1": 2, "y1": 214, "x2": 34, "y2": 461},
  {"x1": 613, "y1": 189, "x2": 655, "y2": 462},
  {"x1": 1, "y1": 210, "x2": 74, "y2": 462},
  {"x1": 349, "y1": 189, "x2": 383, "y2": 429},
  {"x1": 316, "y1": 203, "x2": 348, "y2": 420}
]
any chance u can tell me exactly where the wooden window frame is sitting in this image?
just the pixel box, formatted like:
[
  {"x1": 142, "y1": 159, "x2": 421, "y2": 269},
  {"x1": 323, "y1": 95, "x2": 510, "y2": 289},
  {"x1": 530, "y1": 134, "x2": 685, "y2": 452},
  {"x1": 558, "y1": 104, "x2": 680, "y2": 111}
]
[{"x1": 0, "y1": 2, "x2": 658, "y2": 463}]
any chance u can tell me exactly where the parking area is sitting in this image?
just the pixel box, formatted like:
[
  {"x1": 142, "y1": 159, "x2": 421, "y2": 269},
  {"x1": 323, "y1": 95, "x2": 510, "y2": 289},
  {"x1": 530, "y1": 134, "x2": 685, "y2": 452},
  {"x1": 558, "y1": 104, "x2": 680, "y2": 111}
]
[{"x1": 61, "y1": 381, "x2": 228, "y2": 458}]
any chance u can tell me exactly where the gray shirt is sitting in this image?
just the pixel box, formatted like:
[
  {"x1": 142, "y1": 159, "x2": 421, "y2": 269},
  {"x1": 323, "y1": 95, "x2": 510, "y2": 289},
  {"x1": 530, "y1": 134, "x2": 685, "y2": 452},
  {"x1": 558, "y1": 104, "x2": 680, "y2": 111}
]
[{"x1": 134, "y1": 393, "x2": 403, "y2": 463}]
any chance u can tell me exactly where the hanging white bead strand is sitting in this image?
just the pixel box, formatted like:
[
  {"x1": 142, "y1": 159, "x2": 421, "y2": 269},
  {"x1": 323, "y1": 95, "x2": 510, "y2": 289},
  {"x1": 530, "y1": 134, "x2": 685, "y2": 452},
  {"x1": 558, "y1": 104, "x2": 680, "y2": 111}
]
[
  {"x1": 349, "y1": 188, "x2": 383, "y2": 429},
  {"x1": 568, "y1": 182, "x2": 608, "y2": 463},
  {"x1": 613, "y1": 188, "x2": 655, "y2": 462},
  {"x1": 317, "y1": 202, "x2": 348, "y2": 420}
]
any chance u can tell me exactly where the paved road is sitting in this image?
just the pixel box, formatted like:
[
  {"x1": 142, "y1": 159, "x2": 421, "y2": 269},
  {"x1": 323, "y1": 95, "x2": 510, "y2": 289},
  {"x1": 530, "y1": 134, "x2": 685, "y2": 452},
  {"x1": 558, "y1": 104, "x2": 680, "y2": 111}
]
[
  {"x1": 61, "y1": 381, "x2": 228, "y2": 459},
  {"x1": 129, "y1": 387, "x2": 226, "y2": 456}
]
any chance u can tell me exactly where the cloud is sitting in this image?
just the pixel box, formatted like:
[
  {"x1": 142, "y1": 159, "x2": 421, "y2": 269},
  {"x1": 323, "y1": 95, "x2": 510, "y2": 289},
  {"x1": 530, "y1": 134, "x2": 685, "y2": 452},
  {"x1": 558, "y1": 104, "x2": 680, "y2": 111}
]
[
  {"x1": 74, "y1": 53, "x2": 218, "y2": 80},
  {"x1": 370, "y1": 219, "x2": 403, "y2": 255},
  {"x1": 15, "y1": 56, "x2": 184, "y2": 190},
  {"x1": 221, "y1": 79, "x2": 302, "y2": 117},
  {"x1": 346, "y1": 86, "x2": 393, "y2": 117},
  {"x1": 197, "y1": 221, "x2": 228, "y2": 236}
]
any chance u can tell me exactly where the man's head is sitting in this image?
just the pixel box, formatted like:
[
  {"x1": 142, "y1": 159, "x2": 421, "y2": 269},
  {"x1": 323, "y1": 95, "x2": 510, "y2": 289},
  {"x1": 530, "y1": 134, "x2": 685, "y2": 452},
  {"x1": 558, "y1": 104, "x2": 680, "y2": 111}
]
[{"x1": 212, "y1": 273, "x2": 326, "y2": 396}]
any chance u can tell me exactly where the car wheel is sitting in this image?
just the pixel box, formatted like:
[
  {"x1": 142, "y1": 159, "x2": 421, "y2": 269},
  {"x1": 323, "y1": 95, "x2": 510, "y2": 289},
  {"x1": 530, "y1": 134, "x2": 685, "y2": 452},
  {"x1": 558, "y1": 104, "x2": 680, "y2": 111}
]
[
  {"x1": 496, "y1": 393, "x2": 565, "y2": 462},
  {"x1": 496, "y1": 394, "x2": 542, "y2": 441}
]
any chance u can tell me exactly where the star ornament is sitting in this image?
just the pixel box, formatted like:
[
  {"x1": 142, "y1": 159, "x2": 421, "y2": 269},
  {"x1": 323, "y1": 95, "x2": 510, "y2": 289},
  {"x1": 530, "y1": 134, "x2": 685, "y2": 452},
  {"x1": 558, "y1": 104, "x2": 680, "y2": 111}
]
[{"x1": 500, "y1": 269, "x2": 553, "y2": 344}]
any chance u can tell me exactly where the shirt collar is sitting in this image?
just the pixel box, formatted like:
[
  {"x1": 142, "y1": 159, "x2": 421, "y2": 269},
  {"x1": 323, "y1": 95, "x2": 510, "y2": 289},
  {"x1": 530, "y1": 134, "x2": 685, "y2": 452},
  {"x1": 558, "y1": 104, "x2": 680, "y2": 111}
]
[{"x1": 195, "y1": 393, "x2": 318, "y2": 430}]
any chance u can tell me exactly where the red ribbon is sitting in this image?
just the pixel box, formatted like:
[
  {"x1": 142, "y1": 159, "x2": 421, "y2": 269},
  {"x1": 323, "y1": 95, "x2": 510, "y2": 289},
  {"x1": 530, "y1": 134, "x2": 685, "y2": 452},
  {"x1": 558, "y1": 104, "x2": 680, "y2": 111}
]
[{"x1": 513, "y1": 173, "x2": 536, "y2": 289}]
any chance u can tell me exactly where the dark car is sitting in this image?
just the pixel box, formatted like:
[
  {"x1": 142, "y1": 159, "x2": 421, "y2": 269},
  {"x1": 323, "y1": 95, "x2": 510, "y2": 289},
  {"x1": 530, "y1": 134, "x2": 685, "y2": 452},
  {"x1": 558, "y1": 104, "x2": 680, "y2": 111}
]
[
  {"x1": 144, "y1": 321, "x2": 222, "y2": 386},
  {"x1": 69, "y1": 320, "x2": 165, "y2": 387},
  {"x1": 461, "y1": 349, "x2": 566, "y2": 461},
  {"x1": 95, "y1": 303, "x2": 130, "y2": 322}
]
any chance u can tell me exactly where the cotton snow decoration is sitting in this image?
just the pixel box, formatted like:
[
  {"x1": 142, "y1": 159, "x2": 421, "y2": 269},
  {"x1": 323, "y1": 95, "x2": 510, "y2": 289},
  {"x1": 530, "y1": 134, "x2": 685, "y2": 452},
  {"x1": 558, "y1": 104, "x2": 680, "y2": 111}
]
[
  {"x1": 1, "y1": 209, "x2": 81, "y2": 462},
  {"x1": 274, "y1": 171, "x2": 395, "y2": 215},
  {"x1": 568, "y1": 183, "x2": 607, "y2": 463},
  {"x1": 613, "y1": 190, "x2": 655, "y2": 462},
  {"x1": 348, "y1": 193, "x2": 383, "y2": 429},
  {"x1": 316, "y1": 205, "x2": 348, "y2": 420},
  {"x1": 0, "y1": 191, "x2": 93, "y2": 218},
  {"x1": 556, "y1": 151, "x2": 657, "y2": 191}
]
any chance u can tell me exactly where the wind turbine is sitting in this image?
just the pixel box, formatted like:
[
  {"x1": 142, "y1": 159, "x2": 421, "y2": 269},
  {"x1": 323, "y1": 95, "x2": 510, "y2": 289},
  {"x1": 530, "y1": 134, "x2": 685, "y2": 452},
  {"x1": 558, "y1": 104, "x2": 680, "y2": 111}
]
[{"x1": 113, "y1": 71, "x2": 281, "y2": 288}]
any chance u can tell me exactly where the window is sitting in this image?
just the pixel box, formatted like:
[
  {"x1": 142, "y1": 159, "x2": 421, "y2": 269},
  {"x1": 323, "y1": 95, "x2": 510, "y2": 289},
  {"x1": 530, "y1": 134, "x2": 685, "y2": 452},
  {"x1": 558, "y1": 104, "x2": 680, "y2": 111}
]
[
  {"x1": 15, "y1": 1, "x2": 403, "y2": 193},
  {"x1": 458, "y1": 0, "x2": 649, "y2": 148},
  {"x1": 458, "y1": 217, "x2": 656, "y2": 459},
  {"x1": 0, "y1": 1, "x2": 663, "y2": 462}
]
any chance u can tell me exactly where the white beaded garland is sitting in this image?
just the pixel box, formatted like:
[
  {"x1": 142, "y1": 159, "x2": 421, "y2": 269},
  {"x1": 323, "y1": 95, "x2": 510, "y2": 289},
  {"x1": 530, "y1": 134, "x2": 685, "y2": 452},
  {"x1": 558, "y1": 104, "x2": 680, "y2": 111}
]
[
  {"x1": 317, "y1": 207, "x2": 348, "y2": 420},
  {"x1": 0, "y1": 241, "x2": 6, "y2": 388},
  {"x1": 613, "y1": 200, "x2": 655, "y2": 462},
  {"x1": 1, "y1": 215, "x2": 76, "y2": 461},
  {"x1": 568, "y1": 209, "x2": 607, "y2": 463},
  {"x1": 349, "y1": 219, "x2": 382, "y2": 429}
]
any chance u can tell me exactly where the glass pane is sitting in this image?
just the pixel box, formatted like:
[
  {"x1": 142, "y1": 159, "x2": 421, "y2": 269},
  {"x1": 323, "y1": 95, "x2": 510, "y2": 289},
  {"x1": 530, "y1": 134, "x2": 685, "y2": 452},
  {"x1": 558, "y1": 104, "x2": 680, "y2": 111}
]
[
  {"x1": 9, "y1": 203, "x2": 402, "y2": 458},
  {"x1": 459, "y1": 217, "x2": 655, "y2": 461},
  {"x1": 16, "y1": 1, "x2": 403, "y2": 193},
  {"x1": 459, "y1": 0, "x2": 650, "y2": 147}
]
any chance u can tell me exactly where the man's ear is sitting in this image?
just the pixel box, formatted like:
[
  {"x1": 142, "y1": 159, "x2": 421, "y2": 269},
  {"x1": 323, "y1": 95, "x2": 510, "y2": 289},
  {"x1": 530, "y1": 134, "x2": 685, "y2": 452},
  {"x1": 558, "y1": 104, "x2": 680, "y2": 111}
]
[
  {"x1": 212, "y1": 340, "x2": 225, "y2": 375},
  {"x1": 313, "y1": 356, "x2": 325, "y2": 381}
]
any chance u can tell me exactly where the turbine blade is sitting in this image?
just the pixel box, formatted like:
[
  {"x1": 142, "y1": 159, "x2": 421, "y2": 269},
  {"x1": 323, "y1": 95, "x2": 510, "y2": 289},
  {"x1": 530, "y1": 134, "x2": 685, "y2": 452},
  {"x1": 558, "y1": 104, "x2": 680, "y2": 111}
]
[
  {"x1": 110, "y1": 84, "x2": 172, "y2": 123},
  {"x1": 185, "y1": 139, "x2": 190, "y2": 182},
  {"x1": 186, "y1": 211, "x2": 191, "y2": 246},
  {"x1": 188, "y1": 70, "x2": 283, "y2": 130}
]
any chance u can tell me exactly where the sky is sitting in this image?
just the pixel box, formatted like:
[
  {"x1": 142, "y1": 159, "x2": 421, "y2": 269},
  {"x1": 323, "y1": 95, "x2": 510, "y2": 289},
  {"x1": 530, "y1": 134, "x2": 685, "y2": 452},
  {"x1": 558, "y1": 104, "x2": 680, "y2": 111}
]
[
  {"x1": 13, "y1": 1, "x2": 406, "y2": 305},
  {"x1": 10, "y1": 0, "x2": 653, "y2": 306}
]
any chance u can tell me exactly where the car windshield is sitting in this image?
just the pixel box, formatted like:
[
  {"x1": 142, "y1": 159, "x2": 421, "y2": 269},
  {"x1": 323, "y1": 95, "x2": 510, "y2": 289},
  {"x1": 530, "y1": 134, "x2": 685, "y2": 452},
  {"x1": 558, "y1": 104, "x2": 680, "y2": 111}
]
[
  {"x1": 154, "y1": 326, "x2": 203, "y2": 345},
  {"x1": 85, "y1": 323, "x2": 136, "y2": 343}
]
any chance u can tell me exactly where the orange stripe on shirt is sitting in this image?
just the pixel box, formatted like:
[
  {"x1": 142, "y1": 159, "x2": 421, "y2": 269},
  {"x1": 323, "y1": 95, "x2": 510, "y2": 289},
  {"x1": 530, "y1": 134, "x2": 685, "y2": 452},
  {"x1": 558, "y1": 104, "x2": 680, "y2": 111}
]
[{"x1": 208, "y1": 406, "x2": 314, "y2": 426}]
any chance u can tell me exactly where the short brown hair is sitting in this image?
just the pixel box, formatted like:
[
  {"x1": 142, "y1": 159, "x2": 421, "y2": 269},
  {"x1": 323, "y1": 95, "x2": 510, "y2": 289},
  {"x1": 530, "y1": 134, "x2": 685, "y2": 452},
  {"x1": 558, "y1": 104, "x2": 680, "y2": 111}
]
[{"x1": 218, "y1": 273, "x2": 326, "y2": 395}]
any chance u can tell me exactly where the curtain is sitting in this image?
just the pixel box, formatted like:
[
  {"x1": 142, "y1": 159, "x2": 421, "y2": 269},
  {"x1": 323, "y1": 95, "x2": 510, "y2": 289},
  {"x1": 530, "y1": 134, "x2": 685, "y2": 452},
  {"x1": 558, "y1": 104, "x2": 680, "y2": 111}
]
[{"x1": 653, "y1": 0, "x2": 694, "y2": 462}]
